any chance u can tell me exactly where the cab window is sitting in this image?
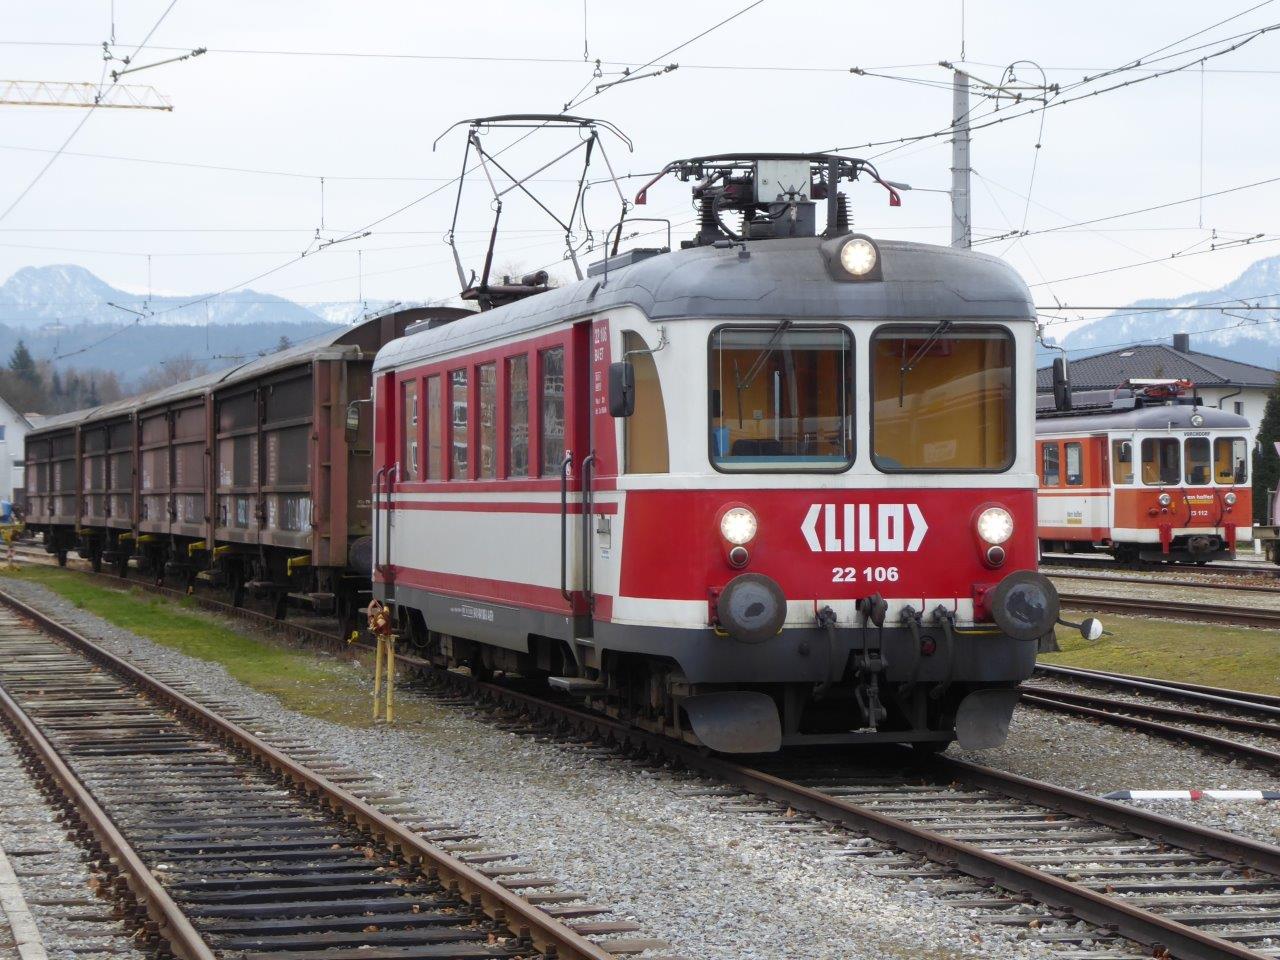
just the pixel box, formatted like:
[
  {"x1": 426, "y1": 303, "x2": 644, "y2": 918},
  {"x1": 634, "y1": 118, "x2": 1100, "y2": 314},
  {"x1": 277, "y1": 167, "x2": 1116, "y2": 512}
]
[
  {"x1": 623, "y1": 331, "x2": 669, "y2": 474},
  {"x1": 1184, "y1": 437, "x2": 1210, "y2": 485},
  {"x1": 709, "y1": 325, "x2": 852, "y2": 471},
  {"x1": 871, "y1": 327, "x2": 1013, "y2": 471},
  {"x1": 1065, "y1": 442, "x2": 1083, "y2": 486},
  {"x1": 1141, "y1": 437, "x2": 1180, "y2": 485},
  {"x1": 1041, "y1": 443, "x2": 1060, "y2": 486},
  {"x1": 1112, "y1": 439, "x2": 1133, "y2": 485},
  {"x1": 1215, "y1": 436, "x2": 1248, "y2": 484}
]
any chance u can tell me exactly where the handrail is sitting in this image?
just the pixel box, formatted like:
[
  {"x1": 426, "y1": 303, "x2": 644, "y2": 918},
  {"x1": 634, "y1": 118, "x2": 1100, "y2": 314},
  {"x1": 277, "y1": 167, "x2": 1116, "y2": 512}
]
[
  {"x1": 581, "y1": 451, "x2": 596, "y2": 608},
  {"x1": 373, "y1": 465, "x2": 387, "y2": 575},
  {"x1": 384, "y1": 462, "x2": 399, "y2": 574},
  {"x1": 559, "y1": 450, "x2": 573, "y2": 604}
]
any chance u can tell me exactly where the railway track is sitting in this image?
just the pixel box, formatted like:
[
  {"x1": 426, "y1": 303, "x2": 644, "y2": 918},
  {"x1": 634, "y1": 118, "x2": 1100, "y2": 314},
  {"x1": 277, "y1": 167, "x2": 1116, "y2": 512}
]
[
  {"x1": 0, "y1": 588, "x2": 654, "y2": 960},
  {"x1": 19, "y1": 551, "x2": 1280, "y2": 956},
  {"x1": 1041, "y1": 555, "x2": 1280, "y2": 579},
  {"x1": 1048, "y1": 570, "x2": 1280, "y2": 595},
  {"x1": 1054, "y1": 590, "x2": 1280, "y2": 629}
]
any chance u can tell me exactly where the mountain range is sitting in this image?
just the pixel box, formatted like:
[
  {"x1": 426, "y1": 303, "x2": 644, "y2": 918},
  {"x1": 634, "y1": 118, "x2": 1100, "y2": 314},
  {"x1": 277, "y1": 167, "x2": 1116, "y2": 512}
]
[
  {"x1": 1046, "y1": 254, "x2": 1280, "y2": 369},
  {"x1": 0, "y1": 264, "x2": 385, "y2": 329},
  {"x1": 4, "y1": 255, "x2": 1280, "y2": 384}
]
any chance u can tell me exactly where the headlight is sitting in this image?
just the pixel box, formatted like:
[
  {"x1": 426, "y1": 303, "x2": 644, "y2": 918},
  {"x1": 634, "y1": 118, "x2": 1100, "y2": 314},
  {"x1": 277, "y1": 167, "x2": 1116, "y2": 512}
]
[
  {"x1": 1225, "y1": 491, "x2": 1238, "y2": 505},
  {"x1": 839, "y1": 238, "x2": 877, "y2": 277},
  {"x1": 1191, "y1": 413, "x2": 1205, "y2": 427},
  {"x1": 1158, "y1": 492, "x2": 1172, "y2": 506},
  {"x1": 976, "y1": 506, "x2": 1014, "y2": 545},
  {"x1": 720, "y1": 507, "x2": 758, "y2": 545}
]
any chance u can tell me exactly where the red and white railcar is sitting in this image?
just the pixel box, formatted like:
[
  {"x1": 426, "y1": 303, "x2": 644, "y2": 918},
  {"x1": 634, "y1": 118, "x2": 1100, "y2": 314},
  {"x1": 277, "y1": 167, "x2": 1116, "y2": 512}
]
[
  {"x1": 371, "y1": 154, "x2": 1067, "y2": 753},
  {"x1": 1036, "y1": 380, "x2": 1254, "y2": 563}
]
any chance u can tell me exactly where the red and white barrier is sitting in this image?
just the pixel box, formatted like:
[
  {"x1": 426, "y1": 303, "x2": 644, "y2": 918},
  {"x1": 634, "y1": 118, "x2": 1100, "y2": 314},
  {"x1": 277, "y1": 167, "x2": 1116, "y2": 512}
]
[{"x1": 1104, "y1": 789, "x2": 1280, "y2": 801}]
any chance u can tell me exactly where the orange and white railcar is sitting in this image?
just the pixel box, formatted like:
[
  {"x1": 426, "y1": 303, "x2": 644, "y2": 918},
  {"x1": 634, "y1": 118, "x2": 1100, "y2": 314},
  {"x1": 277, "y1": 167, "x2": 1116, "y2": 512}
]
[{"x1": 1036, "y1": 380, "x2": 1254, "y2": 563}]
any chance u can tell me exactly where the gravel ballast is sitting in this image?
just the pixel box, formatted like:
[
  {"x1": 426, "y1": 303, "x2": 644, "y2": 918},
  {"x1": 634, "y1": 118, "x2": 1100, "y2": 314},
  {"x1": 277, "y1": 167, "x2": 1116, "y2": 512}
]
[
  {"x1": 0, "y1": 577, "x2": 1068, "y2": 960},
  {"x1": 0, "y1": 719, "x2": 147, "y2": 960}
]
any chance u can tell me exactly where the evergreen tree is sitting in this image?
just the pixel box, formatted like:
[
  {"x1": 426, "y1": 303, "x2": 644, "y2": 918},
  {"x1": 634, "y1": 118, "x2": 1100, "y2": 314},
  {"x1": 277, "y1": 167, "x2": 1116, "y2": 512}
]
[
  {"x1": 276, "y1": 335, "x2": 293, "y2": 352},
  {"x1": 50, "y1": 368, "x2": 62, "y2": 398},
  {"x1": 9, "y1": 341, "x2": 38, "y2": 385},
  {"x1": 1254, "y1": 374, "x2": 1280, "y2": 524}
]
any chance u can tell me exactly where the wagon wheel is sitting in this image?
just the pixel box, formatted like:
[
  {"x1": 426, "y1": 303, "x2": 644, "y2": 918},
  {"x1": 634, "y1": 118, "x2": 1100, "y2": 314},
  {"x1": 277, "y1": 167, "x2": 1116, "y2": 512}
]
[
  {"x1": 230, "y1": 574, "x2": 246, "y2": 608},
  {"x1": 90, "y1": 546, "x2": 103, "y2": 574}
]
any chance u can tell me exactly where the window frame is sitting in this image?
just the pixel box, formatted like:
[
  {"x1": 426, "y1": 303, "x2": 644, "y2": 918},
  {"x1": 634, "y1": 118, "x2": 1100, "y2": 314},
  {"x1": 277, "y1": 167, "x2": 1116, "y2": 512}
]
[
  {"x1": 1214, "y1": 435, "x2": 1248, "y2": 485},
  {"x1": 1184, "y1": 436, "x2": 1211, "y2": 486},
  {"x1": 868, "y1": 323, "x2": 1016, "y2": 475},
  {"x1": 1140, "y1": 436, "x2": 1181, "y2": 486},
  {"x1": 447, "y1": 367, "x2": 469, "y2": 481},
  {"x1": 1064, "y1": 441, "x2": 1083, "y2": 486},
  {"x1": 1041, "y1": 442, "x2": 1061, "y2": 486},
  {"x1": 538, "y1": 344, "x2": 567, "y2": 479},
  {"x1": 705, "y1": 322, "x2": 856, "y2": 475},
  {"x1": 505, "y1": 353, "x2": 531, "y2": 479},
  {"x1": 399, "y1": 378, "x2": 420, "y2": 481}
]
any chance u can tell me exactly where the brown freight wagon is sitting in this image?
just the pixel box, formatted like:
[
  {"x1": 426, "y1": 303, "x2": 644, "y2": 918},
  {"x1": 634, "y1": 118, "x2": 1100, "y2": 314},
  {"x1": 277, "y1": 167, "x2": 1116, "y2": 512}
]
[{"x1": 24, "y1": 307, "x2": 467, "y2": 623}]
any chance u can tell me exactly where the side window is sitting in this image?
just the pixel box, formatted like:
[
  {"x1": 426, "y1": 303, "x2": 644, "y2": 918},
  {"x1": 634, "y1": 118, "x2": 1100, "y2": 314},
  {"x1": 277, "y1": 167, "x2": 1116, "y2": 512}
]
[
  {"x1": 1141, "y1": 437, "x2": 1180, "y2": 485},
  {"x1": 1215, "y1": 436, "x2": 1248, "y2": 484},
  {"x1": 449, "y1": 368, "x2": 468, "y2": 480},
  {"x1": 540, "y1": 346, "x2": 565, "y2": 476},
  {"x1": 1064, "y1": 442, "x2": 1083, "y2": 486},
  {"x1": 623, "y1": 331, "x2": 669, "y2": 474},
  {"x1": 478, "y1": 363, "x2": 497, "y2": 480},
  {"x1": 1041, "y1": 442, "x2": 1060, "y2": 486},
  {"x1": 400, "y1": 380, "x2": 419, "y2": 481},
  {"x1": 1184, "y1": 437, "x2": 1210, "y2": 485},
  {"x1": 506, "y1": 355, "x2": 529, "y2": 478},
  {"x1": 1111, "y1": 439, "x2": 1133, "y2": 485},
  {"x1": 425, "y1": 375, "x2": 441, "y2": 480}
]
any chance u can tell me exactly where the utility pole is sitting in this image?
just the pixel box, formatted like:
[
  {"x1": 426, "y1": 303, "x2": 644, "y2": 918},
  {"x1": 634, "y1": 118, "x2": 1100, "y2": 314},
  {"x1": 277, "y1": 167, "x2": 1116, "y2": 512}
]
[{"x1": 950, "y1": 69, "x2": 971, "y2": 249}]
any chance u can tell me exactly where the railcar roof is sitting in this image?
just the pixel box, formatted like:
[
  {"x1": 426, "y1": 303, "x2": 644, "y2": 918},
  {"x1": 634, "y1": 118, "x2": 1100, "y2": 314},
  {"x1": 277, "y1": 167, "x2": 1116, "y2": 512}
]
[
  {"x1": 1036, "y1": 403, "x2": 1251, "y2": 434},
  {"x1": 373, "y1": 236, "x2": 1035, "y2": 372},
  {"x1": 25, "y1": 323, "x2": 374, "y2": 439}
]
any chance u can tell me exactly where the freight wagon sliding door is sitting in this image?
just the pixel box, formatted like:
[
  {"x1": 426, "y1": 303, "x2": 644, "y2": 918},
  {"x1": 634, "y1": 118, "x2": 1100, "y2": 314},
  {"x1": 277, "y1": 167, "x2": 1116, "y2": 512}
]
[
  {"x1": 81, "y1": 421, "x2": 109, "y2": 526},
  {"x1": 25, "y1": 436, "x2": 50, "y2": 519},
  {"x1": 215, "y1": 386, "x2": 260, "y2": 547},
  {"x1": 171, "y1": 400, "x2": 209, "y2": 540},
  {"x1": 260, "y1": 369, "x2": 314, "y2": 553},
  {"x1": 138, "y1": 409, "x2": 171, "y2": 538},
  {"x1": 50, "y1": 430, "x2": 78, "y2": 525},
  {"x1": 106, "y1": 418, "x2": 135, "y2": 530}
]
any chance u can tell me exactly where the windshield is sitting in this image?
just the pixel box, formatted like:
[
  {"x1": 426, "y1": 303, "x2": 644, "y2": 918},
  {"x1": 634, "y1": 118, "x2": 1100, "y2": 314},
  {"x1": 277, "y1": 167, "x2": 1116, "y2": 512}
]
[
  {"x1": 709, "y1": 325, "x2": 853, "y2": 471},
  {"x1": 871, "y1": 327, "x2": 1013, "y2": 471}
]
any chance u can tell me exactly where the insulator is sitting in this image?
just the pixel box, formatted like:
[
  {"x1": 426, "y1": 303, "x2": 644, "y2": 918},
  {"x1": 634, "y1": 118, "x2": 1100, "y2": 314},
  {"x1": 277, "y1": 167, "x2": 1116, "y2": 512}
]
[{"x1": 834, "y1": 193, "x2": 850, "y2": 235}]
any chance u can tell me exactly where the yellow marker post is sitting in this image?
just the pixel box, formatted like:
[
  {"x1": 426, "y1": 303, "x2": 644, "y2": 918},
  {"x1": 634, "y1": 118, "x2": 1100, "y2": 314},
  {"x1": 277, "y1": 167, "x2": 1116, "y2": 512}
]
[{"x1": 362, "y1": 599, "x2": 397, "y2": 724}]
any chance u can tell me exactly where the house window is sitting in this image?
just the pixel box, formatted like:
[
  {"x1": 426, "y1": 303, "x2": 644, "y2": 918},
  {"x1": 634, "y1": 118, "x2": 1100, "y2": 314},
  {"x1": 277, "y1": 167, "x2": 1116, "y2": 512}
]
[
  {"x1": 0, "y1": 425, "x2": 7, "y2": 442},
  {"x1": 540, "y1": 346, "x2": 565, "y2": 476},
  {"x1": 1235, "y1": 401, "x2": 1244, "y2": 415},
  {"x1": 450, "y1": 369, "x2": 468, "y2": 479},
  {"x1": 1041, "y1": 443, "x2": 1060, "y2": 486},
  {"x1": 478, "y1": 363, "x2": 497, "y2": 479},
  {"x1": 506, "y1": 355, "x2": 529, "y2": 478},
  {"x1": 425, "y1": 375, "x2": 441, "y2": 480},
  {"x1": 400, "y1": 380, "x2": 419, "y2": 481}
]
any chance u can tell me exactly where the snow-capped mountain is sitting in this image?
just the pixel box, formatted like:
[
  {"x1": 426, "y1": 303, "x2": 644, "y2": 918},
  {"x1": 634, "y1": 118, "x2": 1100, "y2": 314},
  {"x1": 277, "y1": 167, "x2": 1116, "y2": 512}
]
[
  {"x1": 1049, "y1": 255, "x2": 1280, "y2": 368},
  {"x1": 0, "y1": 264, "x2": 391, "y2": 328}
]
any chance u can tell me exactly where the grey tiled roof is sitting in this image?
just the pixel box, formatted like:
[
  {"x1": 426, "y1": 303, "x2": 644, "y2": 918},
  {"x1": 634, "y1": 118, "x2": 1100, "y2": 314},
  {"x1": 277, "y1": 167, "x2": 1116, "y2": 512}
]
[{"x1": 1036, "y1": 343, "x2": 1278, "y2": 392}]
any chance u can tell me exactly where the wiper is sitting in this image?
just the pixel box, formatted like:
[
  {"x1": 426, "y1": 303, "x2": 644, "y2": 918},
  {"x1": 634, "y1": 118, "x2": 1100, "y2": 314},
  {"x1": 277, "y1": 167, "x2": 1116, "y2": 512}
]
[
  {"x1": 735, "y1": 319, "x2": 793, "y2": 391},
  {"x1": 898, "y1": 319, "x2": 952, "y2": 407}
]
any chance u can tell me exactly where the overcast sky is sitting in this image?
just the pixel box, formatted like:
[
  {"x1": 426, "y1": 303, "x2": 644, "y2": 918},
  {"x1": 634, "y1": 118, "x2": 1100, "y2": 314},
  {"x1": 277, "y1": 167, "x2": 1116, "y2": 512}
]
[{"x1": 3, "y1": 1, "x2": 1279, "y2": 332}]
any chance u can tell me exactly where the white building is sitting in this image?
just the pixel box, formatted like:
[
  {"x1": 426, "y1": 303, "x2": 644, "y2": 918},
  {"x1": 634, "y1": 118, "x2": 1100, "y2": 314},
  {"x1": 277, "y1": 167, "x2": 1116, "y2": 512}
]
[{"x1": 0, "y1": 397, "x2": 34, "y2": 505}]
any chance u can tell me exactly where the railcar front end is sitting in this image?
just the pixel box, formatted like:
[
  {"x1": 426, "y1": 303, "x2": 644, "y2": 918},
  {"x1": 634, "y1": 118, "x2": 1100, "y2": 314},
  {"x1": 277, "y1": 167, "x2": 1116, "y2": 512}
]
[
  {"x1": 1037, "y1": 382, "x2": 1255, "y2": 564},
  {"x1": 372, "y1": 152, "x2": 1062, "y2": 754}
]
